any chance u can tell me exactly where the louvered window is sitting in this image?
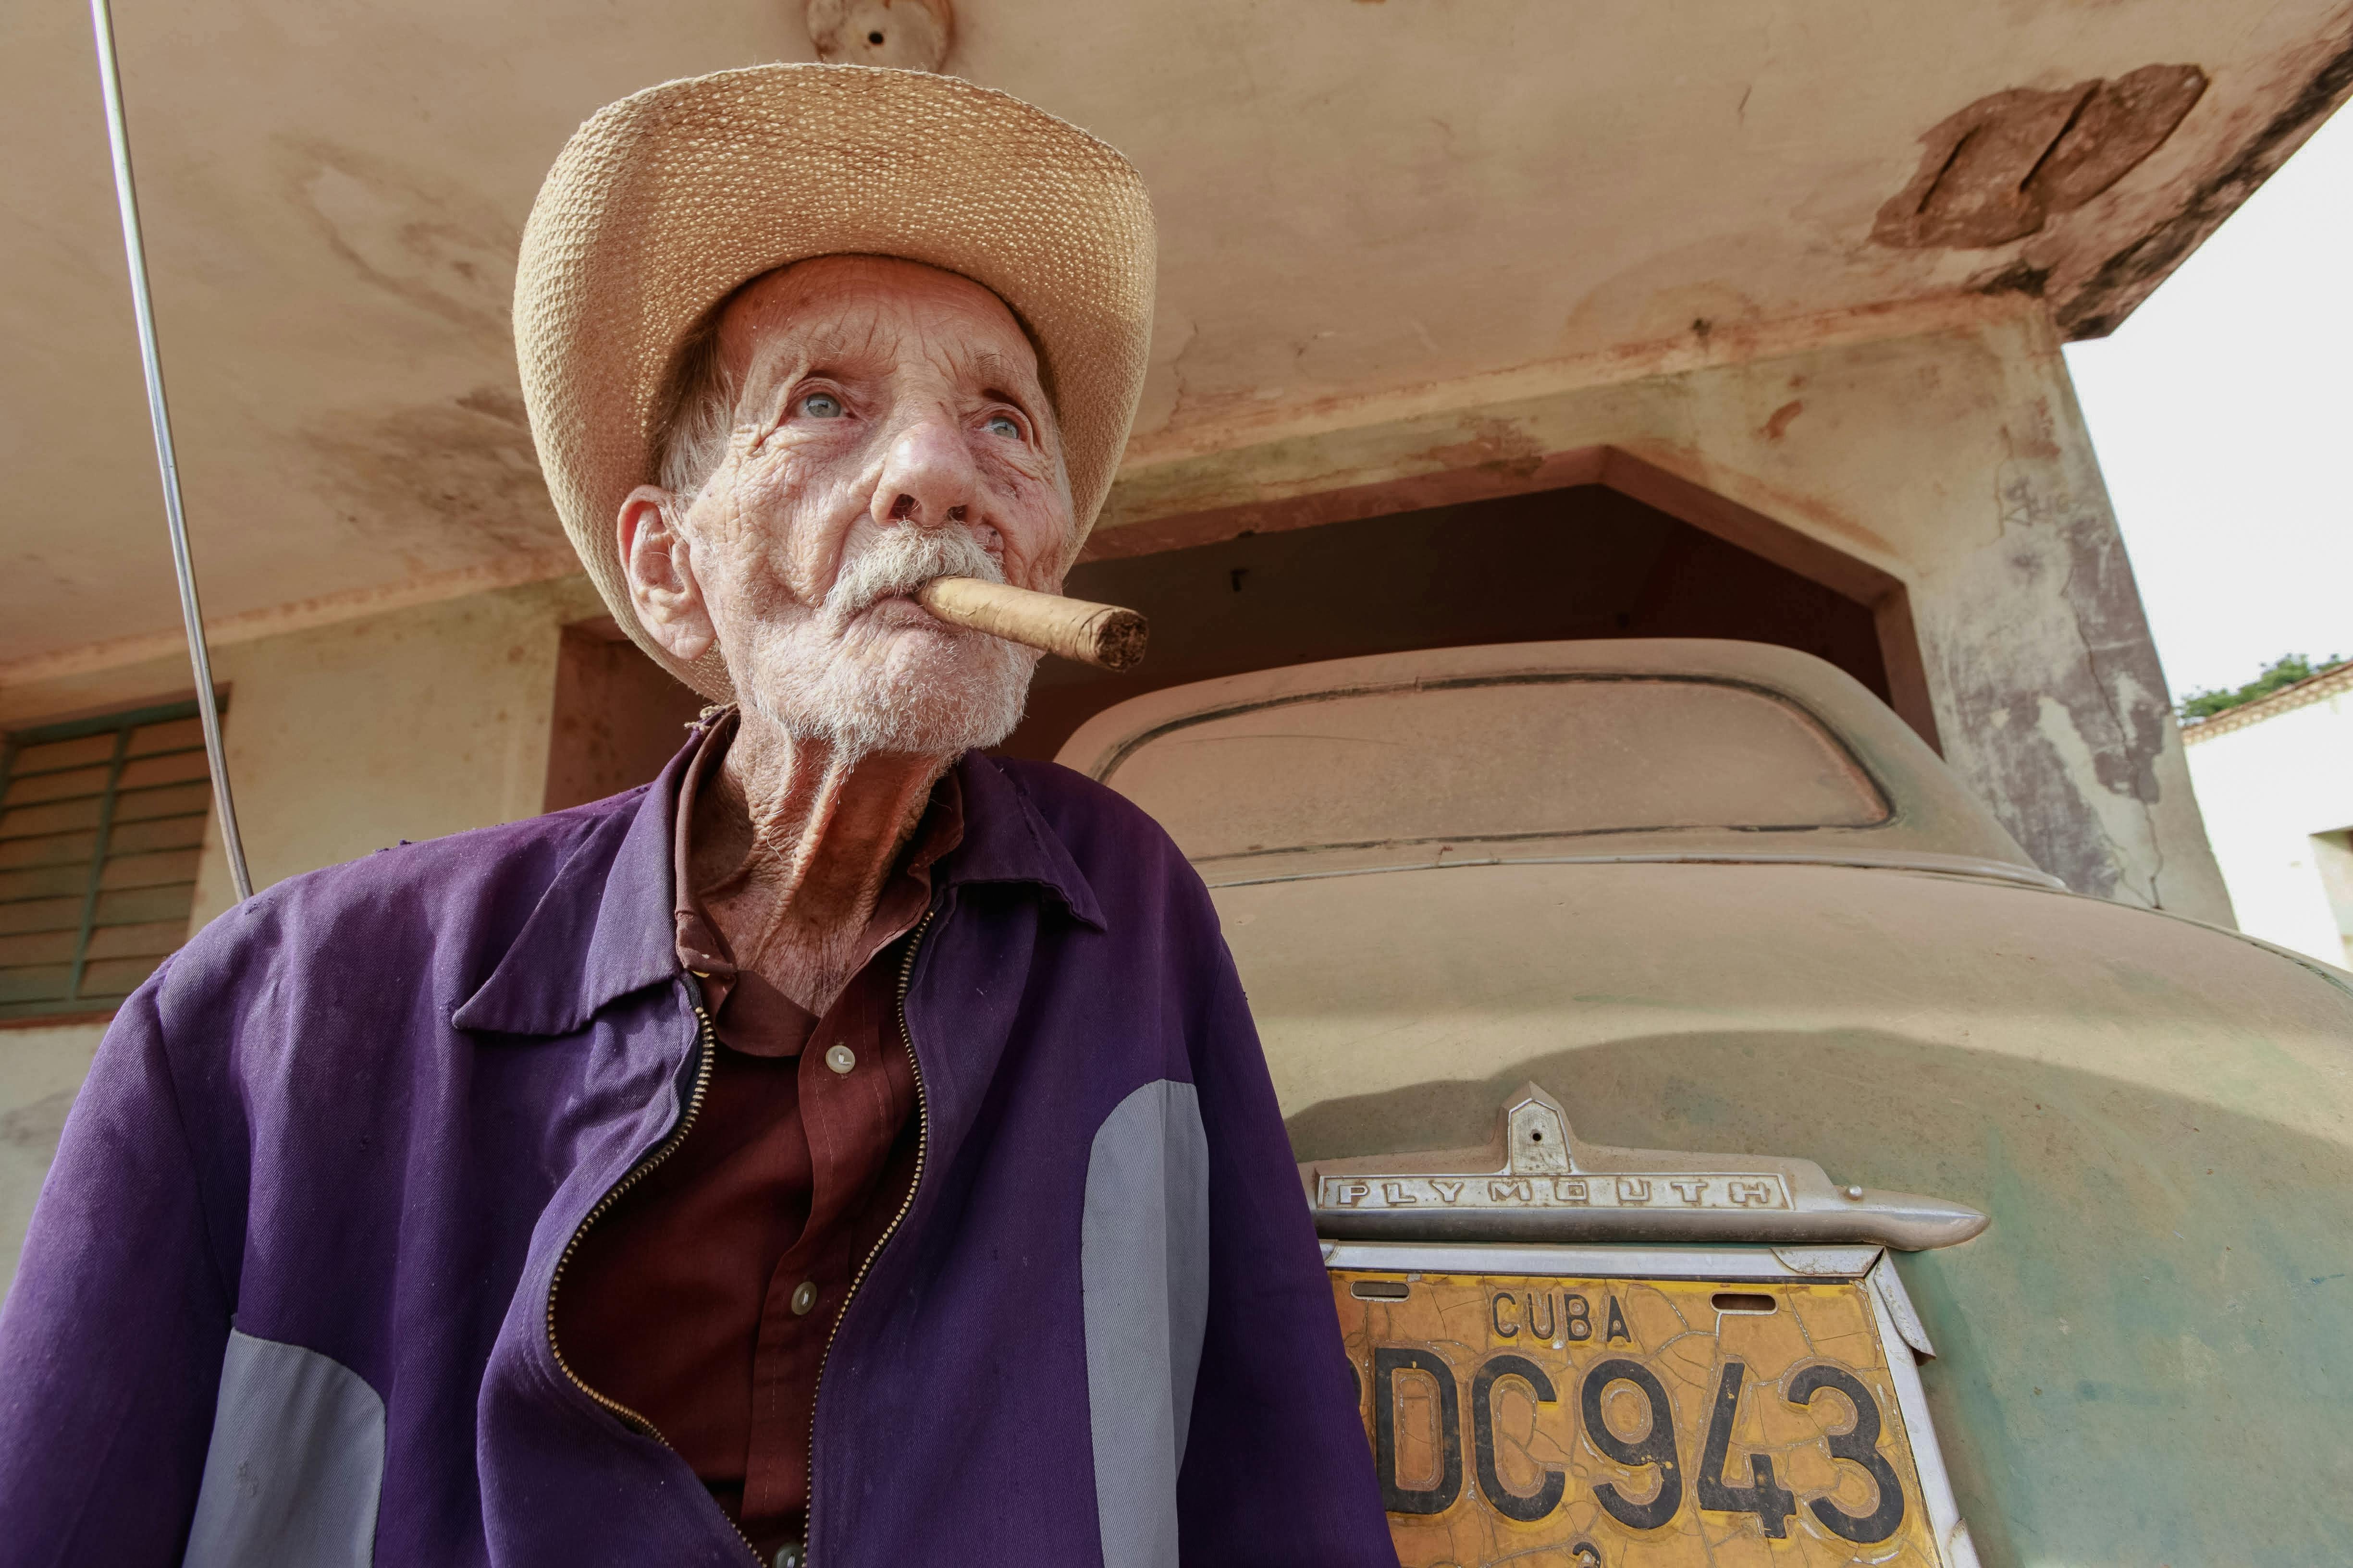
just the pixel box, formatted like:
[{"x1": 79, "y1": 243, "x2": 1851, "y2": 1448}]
[{"x1": 0, "y1": 701, "x2": 214, "y2": 1020}]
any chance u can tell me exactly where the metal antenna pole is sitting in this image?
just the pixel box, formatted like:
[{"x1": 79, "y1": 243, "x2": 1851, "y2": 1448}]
[{"x1": 87, "y1": 0, "x2": 252, "y2": 902}]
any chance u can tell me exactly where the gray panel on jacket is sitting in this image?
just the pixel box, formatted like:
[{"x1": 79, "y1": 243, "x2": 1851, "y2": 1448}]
[
  {"x1": 1082, "y1": 1078, "x2": 1211, "y2": 1568},
  {"x1": 183, "y1": 1329, "x2": 385, "y2": 1568}
]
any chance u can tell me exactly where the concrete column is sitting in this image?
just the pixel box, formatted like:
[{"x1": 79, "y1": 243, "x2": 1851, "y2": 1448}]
[{"x1": 1900, "y1": 334, "x2": 2219, "y2": 914}]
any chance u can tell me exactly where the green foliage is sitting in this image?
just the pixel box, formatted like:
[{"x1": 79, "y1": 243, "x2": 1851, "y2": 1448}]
[{"x1": 2178, "y1": 653, "x2": 2345, "y2": 723}]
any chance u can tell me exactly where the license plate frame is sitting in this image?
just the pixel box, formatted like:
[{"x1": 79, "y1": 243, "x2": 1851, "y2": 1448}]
[{"x1": 1325, "y1": 1241, "x2": 1981, "y2": 1568}]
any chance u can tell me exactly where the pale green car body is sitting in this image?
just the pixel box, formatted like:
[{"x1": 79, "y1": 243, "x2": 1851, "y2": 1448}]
[{"x1": 1059, "y1": 639, "x2": 2353, "y2": 1567}]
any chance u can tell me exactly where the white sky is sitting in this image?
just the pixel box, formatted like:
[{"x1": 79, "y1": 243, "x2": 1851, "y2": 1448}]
[{"x1": 2063, "y1": 104, "x2": 2353, "y2": 702}]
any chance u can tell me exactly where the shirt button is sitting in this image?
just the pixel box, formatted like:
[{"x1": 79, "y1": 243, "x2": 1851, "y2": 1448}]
[
  {"x1": 825, "y1": 1043, "x2": 856, "y2": 1075},
  {"x1": 790, "y1": 1280, "x2": 818, "y2": 1315}
]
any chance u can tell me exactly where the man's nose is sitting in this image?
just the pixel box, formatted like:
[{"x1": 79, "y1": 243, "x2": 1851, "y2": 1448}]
[{"x1": 870, "y1": 412, "x2": 978, "y2": 531}]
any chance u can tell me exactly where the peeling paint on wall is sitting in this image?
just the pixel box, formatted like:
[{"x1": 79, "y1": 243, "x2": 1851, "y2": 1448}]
[{"x1": 1921, "y1": 450, "x2": 2185, "y2": 908}]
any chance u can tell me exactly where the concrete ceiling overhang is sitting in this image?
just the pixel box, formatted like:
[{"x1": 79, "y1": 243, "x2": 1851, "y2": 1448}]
[{"x1": 3, "y1": 0, "x2": 2348, "y2": 674}]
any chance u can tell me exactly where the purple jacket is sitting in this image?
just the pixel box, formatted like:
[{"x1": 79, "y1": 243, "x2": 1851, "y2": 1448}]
[{"x1": 0, "y1": 747, "x2": 1395, "y2": 1567}]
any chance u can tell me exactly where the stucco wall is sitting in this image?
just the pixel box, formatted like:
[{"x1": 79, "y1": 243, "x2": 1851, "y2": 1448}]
[
  {"x1": 2184, "y1": 690, "x2": 2353, "y2": 966},
  {"x1": 1, "y1": 575, "x2": 601, "y2": 1298},
  {"x1": 1095, "y1": 297, "x2": 2230, "y2": 920},
  {"x1": 185, "y1": 576, "x2": 603, "y2": 927}
]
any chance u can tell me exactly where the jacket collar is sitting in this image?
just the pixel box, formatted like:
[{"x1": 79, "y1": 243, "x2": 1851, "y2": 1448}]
[
  {"x1": 943, "y1": 751, "x2": 1104, "y2": 931},
  {"x1": 454, "y1": 736, "x2": 1101, "y2": 1038},
  {"x1": 449, "y1": 740, "x2": 688, "y2": 1038}
]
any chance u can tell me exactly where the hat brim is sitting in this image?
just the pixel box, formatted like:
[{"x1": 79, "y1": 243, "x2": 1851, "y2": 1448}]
[{"x1": 515, "y1": 63, "x2": 1157, "y2": 699}]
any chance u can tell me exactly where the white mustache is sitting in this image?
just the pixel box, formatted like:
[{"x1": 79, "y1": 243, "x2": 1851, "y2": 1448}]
[{"x1": 821, "y1": 526, "x2": 1003, "y2": 630}]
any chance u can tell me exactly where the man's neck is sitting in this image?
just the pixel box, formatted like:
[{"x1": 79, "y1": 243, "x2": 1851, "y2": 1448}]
[{"x1": 690, "y1": 710, "x2": 952, "y2": 1013}]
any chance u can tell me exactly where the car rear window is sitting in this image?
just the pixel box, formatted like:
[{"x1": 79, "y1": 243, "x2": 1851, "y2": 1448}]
[{"x1": 1095, "y1": 674, "x2": 1888, "y2": 861}]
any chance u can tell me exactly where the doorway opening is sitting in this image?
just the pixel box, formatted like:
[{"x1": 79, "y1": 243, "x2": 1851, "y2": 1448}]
[
  {"x1": 543, "y1": 618, "x2": 706, "y2": 812},
  {"x1": 1000, "y1": 476, "x2": 1929, "y2": 761}
]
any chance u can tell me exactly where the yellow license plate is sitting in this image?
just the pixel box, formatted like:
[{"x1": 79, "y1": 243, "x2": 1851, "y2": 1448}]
[{"x1": 1331, "y1": 1269, "x2": 1944, "y2": 1567}]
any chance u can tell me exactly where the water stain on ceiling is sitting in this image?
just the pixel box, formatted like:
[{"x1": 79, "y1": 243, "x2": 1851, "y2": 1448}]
[
  {"x1": 304, "y1": 384, "x2": 563, "y2": 573},
  {"x1": 286, "y1": 138, "x2": 519, "y2": 340}
]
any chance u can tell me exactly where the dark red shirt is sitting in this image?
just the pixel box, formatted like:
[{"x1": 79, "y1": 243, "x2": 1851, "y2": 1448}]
[{"x1": 554, "y1": 714, "x2": 961, "y2": 1553}]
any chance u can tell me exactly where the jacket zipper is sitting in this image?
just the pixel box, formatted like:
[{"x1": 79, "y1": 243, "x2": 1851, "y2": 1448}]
[
  {"x1": 801, "y1": 906, "x2": 936, "y2": 1568},
  {"x1": 544, "y1": 978, "x2": 762, "y2": 1563}
]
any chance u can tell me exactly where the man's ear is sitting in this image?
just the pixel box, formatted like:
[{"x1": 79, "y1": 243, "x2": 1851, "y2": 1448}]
[{"x1": 617, "y1": 486, "x2": 716, "y2": 664}]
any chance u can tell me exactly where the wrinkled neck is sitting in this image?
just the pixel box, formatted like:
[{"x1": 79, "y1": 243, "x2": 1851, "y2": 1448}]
[{"x1": 689, "y1": 711, "x2": 949, "y2": 991}]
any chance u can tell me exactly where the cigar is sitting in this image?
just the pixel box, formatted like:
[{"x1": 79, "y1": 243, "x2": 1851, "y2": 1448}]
[{"x1": 914, "y1": 577, "x2": 1149, "y2": 672}]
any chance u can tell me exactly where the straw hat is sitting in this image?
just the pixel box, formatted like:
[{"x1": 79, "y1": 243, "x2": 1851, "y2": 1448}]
[{"x1": 514, "y1": 63, "x2": 1157, "y2": 698}]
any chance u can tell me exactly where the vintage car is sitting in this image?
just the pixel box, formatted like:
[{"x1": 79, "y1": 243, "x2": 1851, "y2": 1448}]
[{"x1": 1056, "y1": 638, "x2": 2353, "y2": 1568}]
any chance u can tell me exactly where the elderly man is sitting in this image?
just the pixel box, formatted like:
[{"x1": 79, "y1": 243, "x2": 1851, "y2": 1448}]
[{"x1": 0, "y1": 66, "x2": 1395, "y2": 1568}]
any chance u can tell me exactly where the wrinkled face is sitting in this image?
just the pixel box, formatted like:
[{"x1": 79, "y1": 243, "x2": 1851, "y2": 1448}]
[{"x1": 618, "y1": 254, "x2": 1073, "y2": 757}]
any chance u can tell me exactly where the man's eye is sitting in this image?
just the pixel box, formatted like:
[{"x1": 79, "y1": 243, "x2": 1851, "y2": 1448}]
[
  {"x1": 798, "y1": 392, "x2": 844, "y2": 418},
  {"x1": 985, "y1": 413, "x2": 1023, "y2": 439}
]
